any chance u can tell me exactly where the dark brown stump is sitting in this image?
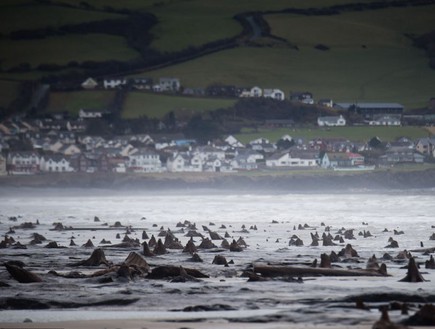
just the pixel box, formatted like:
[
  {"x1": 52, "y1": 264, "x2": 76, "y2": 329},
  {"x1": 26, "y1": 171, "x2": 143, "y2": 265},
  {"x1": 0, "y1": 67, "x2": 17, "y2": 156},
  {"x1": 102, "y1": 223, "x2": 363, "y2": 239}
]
[
  {"x1": 72, "y1": 248, "x2": 110, "y2": 266},
  {"x1": 5, "y1": 263, "x2": 43, "y2": 283},
  {"x1": 399, "y1": 257, "x2": 425, "y2": 282},
  {"x1": 142, "y1": 241, "x2": 155, "y2": 257},
  {"x1": 153, "y1": 238, "x2": 167, "y2": 255},
  {"x1": 320, "y1": 253, "x2": 331, "y2": 268},
  {"x1": 183, "y1": 237, "x2": 197, "y2": 254}
]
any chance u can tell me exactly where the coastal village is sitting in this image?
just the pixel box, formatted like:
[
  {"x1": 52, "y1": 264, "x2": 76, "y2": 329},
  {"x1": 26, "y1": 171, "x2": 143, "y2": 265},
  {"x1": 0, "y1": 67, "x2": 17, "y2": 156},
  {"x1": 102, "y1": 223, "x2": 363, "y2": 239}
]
[{"x1": 1, "y1": 76, "x2": 435, "y2": 176}]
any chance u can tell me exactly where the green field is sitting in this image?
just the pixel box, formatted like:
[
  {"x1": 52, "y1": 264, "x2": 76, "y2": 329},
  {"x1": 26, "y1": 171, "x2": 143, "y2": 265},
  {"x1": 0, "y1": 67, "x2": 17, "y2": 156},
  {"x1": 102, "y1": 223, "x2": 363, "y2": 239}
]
[
  {"x1": 1, "y1": 0, "x2": 435, "y2": 115},
  {"x1": 141, "y1": 45, "x2": 435, "y2": 109},
  {"x1": 122, "y1": 92, "x2": 236, "y2": 119},
  {"x1": 0, "y1": 34, "x2": 140, "y2": 70},
  {"x1": 0, "y1": 4, "x2": 125, "y2": 34},
  {"x1": 54, "y1": 0, "x2": 384, "y2": 53},
  {"x1": 46, "y1": 91, "x2": 115, "y2": 115},
  {"x1": 0, "y1": 81, "x2": 19, "y2": 109},
  {"x1": 236, "y1": 126, "x2": 432, "y2": 144},
  {"x1": 266, "y1": 5, "x2": 435, "y2": 48}
]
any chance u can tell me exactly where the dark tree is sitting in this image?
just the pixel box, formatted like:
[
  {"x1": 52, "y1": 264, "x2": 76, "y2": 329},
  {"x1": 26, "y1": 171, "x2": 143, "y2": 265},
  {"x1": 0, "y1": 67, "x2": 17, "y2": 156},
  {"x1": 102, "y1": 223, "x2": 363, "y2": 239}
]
[{"x1": 184, "y1": 115, "x2": 222, "y2": 144}]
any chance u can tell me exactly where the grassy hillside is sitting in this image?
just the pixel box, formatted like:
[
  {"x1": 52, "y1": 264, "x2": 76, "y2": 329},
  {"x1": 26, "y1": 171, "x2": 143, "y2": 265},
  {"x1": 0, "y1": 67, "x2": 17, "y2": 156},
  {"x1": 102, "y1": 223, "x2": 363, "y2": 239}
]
[
  {"x1": 0, "y1": 34, "x2": 140, "y2": 70},
  {"x1": 46, "y1": 91, "x2": 115, "y2": 115},
  {"x1": 0, "y1": 4, "x2": 124, "y2": 34},
  {"x1": 1, "y1": 0, "x2": 434, "y2": 114},
  {"x1": 140, "y1": 45, "x2": 435, "y2": 109},
  {"x1": 236, "y1": 126, "x2": 431, "y2": 144},
  {"x1": 266, "y1": 5, "x2": 435, "y2": 48},
  {"x1": 54, "y1": 0, "x2": 382, "y2": 52},
  {"x1": 0, "y1": 81, "x2": 19, "y2": 109},
  {"x1": 122, "y1": 92, "x2": 236, "y2": 119}
]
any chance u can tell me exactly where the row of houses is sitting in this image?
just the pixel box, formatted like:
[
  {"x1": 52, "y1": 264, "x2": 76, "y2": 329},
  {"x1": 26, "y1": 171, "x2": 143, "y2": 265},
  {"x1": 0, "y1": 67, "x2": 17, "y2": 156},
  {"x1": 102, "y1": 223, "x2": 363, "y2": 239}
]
[{"x1": 2, "y1": 134, "x2": 434, "y2": 175}]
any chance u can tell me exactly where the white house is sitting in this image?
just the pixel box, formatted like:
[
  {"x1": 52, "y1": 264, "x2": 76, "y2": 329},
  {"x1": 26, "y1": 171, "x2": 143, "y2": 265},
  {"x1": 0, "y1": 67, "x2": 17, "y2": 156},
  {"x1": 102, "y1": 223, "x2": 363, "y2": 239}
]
[
  {"x1": 159, "y1": 78, "x2": 181, "y2": 92},
  {"x1": 127, "y1": 150, "x2": 162, "y2": 173},
  {"x1": 415, "y1": 137, "x2": 435, "y2": 157},
  {"x1": 7, "y1": 152, "x2": 41, "y2": 175},
  {"x1": 368, "y1": 114, "x2": 401, "y2": 126},
  {"x1": 81, "y1": 77, "x2": 98, "y2": 90},
  {"x1": 321, "y1": 152, "x2": 364, "y2": 168},
  {"x1": 103, "y1": 78, "x2": 127, "y2": 89},
  {"x1": 194, "y1": 145, "x2": 226, "y2": 161},
  {"x1": 318, "y1": 99, "x2": 334, "y2": 108},
  {"x1": 225, "y1": 135, "x2": 244, "y2": 148},
  {"x1": 263, "y1": 89, "x2": 285, "y2": 101},
  {"x1": 79, "y1": 109, "x2": 103, "y2": 119},
  {"x1": 266, "y1": 150, "x2": 318, "y2": 168},
  {"x1": 249, "y1": 138, "x2": 277, "y2": 153},
  {"x1": 40, "y1": 155, "x2": 74, "y2": 172},
  {"x1": 231, "y1": 149, "x2": 263, "y2": 171},
  {"x1": 57, "y1": 144, "x2": 82, "y2": 156},
  {"x1": 166, "y1": 152, "x2": 202, "y2": 172},
  {"x1": 266, "y1": 152, "x2": 296, "y2": 167},
  {"x1": 317, "y1": 115, "x2": 346, "y2": 127},
  {"x1": 239, "y1": 86, "x2": 263, "y2": 98}
]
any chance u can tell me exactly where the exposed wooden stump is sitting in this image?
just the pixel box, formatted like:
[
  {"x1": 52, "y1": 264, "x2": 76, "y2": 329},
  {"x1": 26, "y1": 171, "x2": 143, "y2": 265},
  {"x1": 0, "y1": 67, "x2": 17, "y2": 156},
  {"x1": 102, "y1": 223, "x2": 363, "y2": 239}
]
[
  {"x1": 71, "y1": 248, "x2": 110, "y2": 267},
  {"x1": 237, "y1": 237, "x2": 247, "y2": 247},
  {"x1": 153, "y1": 238, "x2": 167, "y2": 255},
  {"x1": 425, "y1": 255, "x2": 435, "y2": 269},
  {"x1": 183, "y1": 237, "x2": 197, "y2": 254},
  {"x1": 403, "y1": 304, "x2": 435, "y2": 326},
  {"x1": 189, "y1": 253, "x2": 203, "y2": 262},
  {"x1": 253, "y1": 264, "x2": 388, "y2": 278},
  {"x1": 322, "y1": 233, "x2": 336, "y2": 246},
  {"x1": 230, "y1": 239, "x2": 243, "y2": 252},
  {"x1": 209, "y1": 231, "x2": 223, "y2": 240},
  {"x1": 385, "y1": 238, "x2": 399, "y2": 248},
  {"x1": 320, "y1": 253, "x2": 331, "y2": 268},
  {"x1": 399, "y1": 257, "x2": 425, "y2": 282},
  {"x1": 142, "y1": 241, "x2": 155, "y2": 257},
  {"x1": 142, "y1": 230, "x2": 149, "y2": 240},
  {"x1": 289, "y1": 236, "x2": 304, "y2": 246},
  {"x1": 5, "y1": 263, "x2": 43, "y2": 283},
  {"x1": 367, "y1": 254, "x2": 380, "y2": 271},
  {"x1": 147, "y1": 265, "x2": 209, "y2": 279},
  {"x1": 221, "y1": 239, "x2": 230, "y2": 249},
  {"x1": 310, "y1": 232, "x2": 319, "y2": 246},
  {"x1": 198, "y1": 238, "x2": 217, "y2": 249},
  {"x1": 123, "y1": 252, "x2": 150, "y2": 273},
  {"x1": 212, "y1": 255, "x2": 229, "y2": 266},
  {"x1": 148, "y1": 235, "x2": 157, "y2": 248},
  {"x1": 82, "y1": 239, "x2": 94, "y2": 248},
  {"x1": 338, "y1": 244, "x2": 359, "y2": 258}
]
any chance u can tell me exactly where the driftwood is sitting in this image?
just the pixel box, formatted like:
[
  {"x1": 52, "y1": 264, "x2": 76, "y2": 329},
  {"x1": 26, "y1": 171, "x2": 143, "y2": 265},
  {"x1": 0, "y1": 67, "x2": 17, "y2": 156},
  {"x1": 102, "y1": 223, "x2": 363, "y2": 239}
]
[
  {"x1": 410, "y1": 247, "x2": 435, "y2": 254},
  {"x1": 123, "y1": 252, "x2": 150, "y2": 273},
  {"x1": 253, "y1": 263, "x2": 388, "y2": 278},
  {"x1": 5, "y1": 263, "x2": 43, "y2": 283},
  {"x1": 147, "y1": 265, "x2": 209, "y2": 279}
]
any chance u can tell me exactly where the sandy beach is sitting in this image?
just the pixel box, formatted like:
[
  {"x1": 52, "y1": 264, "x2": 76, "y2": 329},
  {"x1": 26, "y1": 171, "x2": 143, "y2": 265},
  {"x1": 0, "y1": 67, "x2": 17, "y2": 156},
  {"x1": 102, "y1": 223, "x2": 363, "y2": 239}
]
[{"x1": 1, "y1": 188, "x2": 435, "y2": 329}]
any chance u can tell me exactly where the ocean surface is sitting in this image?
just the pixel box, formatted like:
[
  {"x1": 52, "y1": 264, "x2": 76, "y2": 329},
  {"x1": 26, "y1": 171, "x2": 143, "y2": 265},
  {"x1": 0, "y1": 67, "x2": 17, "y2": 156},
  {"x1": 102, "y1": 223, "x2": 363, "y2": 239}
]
[{"x1": 1, "y1": 188, "x2": 435, "y2": 325}]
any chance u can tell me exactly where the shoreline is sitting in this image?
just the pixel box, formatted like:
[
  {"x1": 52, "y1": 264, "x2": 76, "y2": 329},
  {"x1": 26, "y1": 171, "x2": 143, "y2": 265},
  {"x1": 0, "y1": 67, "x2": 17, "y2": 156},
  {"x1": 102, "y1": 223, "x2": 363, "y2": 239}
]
[{"x1": 1, "y1": 168, "x2": 435, "y2": 192}]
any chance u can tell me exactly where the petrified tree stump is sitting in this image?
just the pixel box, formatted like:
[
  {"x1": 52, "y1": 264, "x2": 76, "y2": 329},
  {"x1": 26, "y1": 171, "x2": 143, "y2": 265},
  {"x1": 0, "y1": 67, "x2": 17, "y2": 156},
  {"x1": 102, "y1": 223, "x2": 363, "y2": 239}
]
[
  {"x1": 71, "y1": 248, "x2": 110, "y2": 267},
  {"x1": 399, "y1": 257, "x2": 425, "y2": 282},
  {"x1": 5, "y1": 263, "x2": 43, "y2": 283}
]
